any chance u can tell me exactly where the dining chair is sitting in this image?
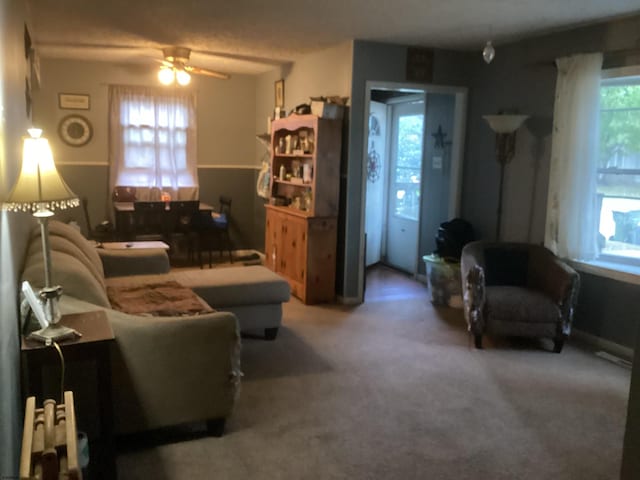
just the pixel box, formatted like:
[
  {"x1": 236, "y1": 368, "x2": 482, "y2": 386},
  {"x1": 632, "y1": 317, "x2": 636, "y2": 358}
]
[
  {"x1": 132, "y1": 201, "x2": 169, "y2": 241},
  {"x1": 168, "y1": 200, "x2": 200, "y2": 263},
  {"x1": 196, "y1": 195, "x2": 233, "y2": 267}
]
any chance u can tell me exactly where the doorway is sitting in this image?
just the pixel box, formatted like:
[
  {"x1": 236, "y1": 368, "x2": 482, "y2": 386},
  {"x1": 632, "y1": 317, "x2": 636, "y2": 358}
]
[
  {"x1": 385, "y1": 95, "x2": 425, "y2": 273},
  {"x1": 362, "y1": 82, "x2": 467, "y2": 288}
]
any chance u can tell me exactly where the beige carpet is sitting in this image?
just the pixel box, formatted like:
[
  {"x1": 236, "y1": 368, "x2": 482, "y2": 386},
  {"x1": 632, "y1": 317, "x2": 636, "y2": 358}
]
[{"x1": 116, "y1": 266, "x2": 631, "y2": 479}]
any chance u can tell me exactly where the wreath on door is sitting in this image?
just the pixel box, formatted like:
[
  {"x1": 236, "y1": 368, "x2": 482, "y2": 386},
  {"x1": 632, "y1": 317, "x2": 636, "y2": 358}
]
[{"x1": 367, "y1": 140, "x2": 380, "y2": 183}]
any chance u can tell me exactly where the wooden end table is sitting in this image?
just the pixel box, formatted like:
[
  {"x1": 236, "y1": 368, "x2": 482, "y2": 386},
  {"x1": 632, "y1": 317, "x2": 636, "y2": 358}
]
[{"x1": 21, "y1": 310, "x2": 117, "y2": 479}]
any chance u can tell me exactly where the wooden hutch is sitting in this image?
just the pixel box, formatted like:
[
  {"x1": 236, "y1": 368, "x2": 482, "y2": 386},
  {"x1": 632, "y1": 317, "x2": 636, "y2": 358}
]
[{"x1": 264, "y1": 114, "x2": 342, "y2": 304}]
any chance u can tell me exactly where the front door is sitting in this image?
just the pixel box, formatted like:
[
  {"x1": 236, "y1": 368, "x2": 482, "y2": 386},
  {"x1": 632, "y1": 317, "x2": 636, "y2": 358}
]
[{"x1": 385, "y1": 97, "x2": 425, "y2": 273}]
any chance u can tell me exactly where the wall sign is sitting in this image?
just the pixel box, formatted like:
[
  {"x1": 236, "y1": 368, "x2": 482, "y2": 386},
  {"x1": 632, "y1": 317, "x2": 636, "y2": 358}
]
[
  {"x1": 406, "y1": 47, "x2": 434, "y2": 83},
  {"x1": 59, "y1": 93, "x2": 90, "y2": 110}
]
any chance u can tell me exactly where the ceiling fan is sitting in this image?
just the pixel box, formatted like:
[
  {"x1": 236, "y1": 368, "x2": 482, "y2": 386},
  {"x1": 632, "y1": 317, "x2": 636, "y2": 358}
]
[{"x1": 156, "y1": 46, "x2": 230, "y2": 85}]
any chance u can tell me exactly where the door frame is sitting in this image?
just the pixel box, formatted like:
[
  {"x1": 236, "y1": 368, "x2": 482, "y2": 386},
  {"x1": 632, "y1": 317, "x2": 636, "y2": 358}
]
[{"x1": 359, "y1": 81, "x2": 468, "y2": 300}]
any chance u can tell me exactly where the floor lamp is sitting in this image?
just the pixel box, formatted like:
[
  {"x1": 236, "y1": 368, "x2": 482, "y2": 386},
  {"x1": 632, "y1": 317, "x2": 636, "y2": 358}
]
[
  {"x1": 482, "y1": 114, "x2": 529, "y2": 241},
  {"x1": 3, "y1": 128, "x2": 80, "y2": 342}
]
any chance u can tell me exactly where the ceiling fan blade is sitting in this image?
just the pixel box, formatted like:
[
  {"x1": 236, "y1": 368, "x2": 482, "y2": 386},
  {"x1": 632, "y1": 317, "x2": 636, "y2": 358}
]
[
  {"x1": 153, "y1": 58, "x2": 175, "y2": 68},
  {"x1": 184, "y1": 65, "x2": 230, "y2": 80}
]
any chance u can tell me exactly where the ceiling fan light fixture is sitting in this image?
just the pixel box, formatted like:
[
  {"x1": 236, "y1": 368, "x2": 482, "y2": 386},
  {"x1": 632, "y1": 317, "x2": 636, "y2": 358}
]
[
  {"x1": 158, "y1": 66, "x2": 175, "y2": 85},
  {"x1": 176, "y1": 69, "x2": 191, "y2": 86}
]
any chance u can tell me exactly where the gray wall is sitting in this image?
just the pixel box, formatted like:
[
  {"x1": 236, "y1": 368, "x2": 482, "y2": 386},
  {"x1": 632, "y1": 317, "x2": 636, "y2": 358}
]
[
  {"x1": 0, "y1": 1, "x2": 35, "y2": 477},
  {"x1": 459, "y1": 15, "x2": 640, "y2": 348},
  {"x1": 253, "y1": 42, "x2": 354, "y2": 254},
  {"x1": 454, "y1": 16, "x2": 640, "y2": 476},
  {"x1": 345, "y1": 41, "x2": 471, "y2": 299},
  {"x1": 32, "y1": 58, "x2": 264, "y2": 249},
  {"x1": 623, "y1": 329, "x2": 640, "y2": 478},
  {"x1": 418, "y1": 92, "x2": 456, "y2": 274}
]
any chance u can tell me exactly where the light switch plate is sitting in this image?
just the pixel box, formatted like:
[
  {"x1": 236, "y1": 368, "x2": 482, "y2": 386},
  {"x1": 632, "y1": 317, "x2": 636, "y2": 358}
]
[{"x1": 433, "y1": 156, "x2": 443, "y2": 169}]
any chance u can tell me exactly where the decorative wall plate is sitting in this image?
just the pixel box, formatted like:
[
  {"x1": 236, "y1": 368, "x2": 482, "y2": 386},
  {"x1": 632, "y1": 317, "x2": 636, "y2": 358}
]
[{"x1": 58, "y1": 114, "x2": 92, "y2": 147}]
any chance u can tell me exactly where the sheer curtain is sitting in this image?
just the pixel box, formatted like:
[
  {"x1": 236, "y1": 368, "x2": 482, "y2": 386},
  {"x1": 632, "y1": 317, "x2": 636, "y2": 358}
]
[
  {"x1": 544, "y1": 53, "x2": 603, "y2": 261},
  {"x1": 108, "y1": 85, "x2": 198, "y2": 200}
]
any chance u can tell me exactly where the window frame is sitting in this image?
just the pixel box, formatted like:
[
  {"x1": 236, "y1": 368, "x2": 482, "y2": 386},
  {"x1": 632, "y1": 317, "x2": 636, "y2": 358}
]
[{"x1": 577, "y1": 64, "x2": 640, "y2": 279}]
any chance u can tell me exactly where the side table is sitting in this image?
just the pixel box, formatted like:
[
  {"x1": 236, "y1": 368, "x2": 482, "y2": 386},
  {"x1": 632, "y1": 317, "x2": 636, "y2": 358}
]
[{"x1": 21, "y1": 310, "x2": 117, "y2": 479}]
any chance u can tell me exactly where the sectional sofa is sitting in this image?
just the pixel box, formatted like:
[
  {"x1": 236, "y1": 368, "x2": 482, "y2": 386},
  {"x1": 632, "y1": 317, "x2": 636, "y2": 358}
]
[{"x1": 21, "y1": 220, "x2": 289, "y2": 435}]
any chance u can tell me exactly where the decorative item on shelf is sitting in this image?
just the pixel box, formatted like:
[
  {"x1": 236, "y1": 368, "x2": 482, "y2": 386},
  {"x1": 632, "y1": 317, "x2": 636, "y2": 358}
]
[
  {"x1": 3, "y1": 128, "x2": 80, "y2": 343},
  {"x1": 294, "y1": 103, "x2": 311, "y2": 115},
  {"x1": 309, "y1": 95, "x2": 348, "y2": 120},
  {"x1": 482, "y1": 113, "x2": 529, "y2": 240},
  {"x1": 482, "y1": 40, "x2": 495, "y2": 64},
  {"x1": 303, "y1": 164, "x2": 312, "y2": 184},
  {"x1": 275, "y1": 79, "x2": 284, "y2": 108}
]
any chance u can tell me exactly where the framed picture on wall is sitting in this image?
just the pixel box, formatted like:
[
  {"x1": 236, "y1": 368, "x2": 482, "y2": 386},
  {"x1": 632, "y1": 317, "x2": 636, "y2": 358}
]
[
  {"x1": 275, "y1": 79, "x2": 285, "y2": 108},
  {"x1": 59, "y1": 93, "x2": 91, "y2": 110}
]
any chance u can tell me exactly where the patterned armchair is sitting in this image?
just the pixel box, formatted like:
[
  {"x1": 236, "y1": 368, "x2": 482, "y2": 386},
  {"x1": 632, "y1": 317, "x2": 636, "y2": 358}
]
[{"x1": 461, "y1": 241, "x2": 580, "y2": 353}]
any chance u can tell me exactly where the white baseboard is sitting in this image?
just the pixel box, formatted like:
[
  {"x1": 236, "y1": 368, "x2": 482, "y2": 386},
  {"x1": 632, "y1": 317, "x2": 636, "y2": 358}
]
[{"x1": 572, "y1": 328, "x2": 634, "y2": 362}]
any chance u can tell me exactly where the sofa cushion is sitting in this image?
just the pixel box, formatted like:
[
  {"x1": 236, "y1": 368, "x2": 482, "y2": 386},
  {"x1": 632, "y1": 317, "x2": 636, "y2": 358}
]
[
  {"x1": 172, "y1": 266, "x2": 291, "y2": 307},
  {"x1": 22, "y1": 250, "x2": 111, "y2": 308},
  {"x1": 107, "y1": 281, "x2": 214, "y2": 316},
  {"x1": 484, "y1": 248, "x2": 529, "y2": 286},
  {"x1": 98, "y1": 248, "x2": 171, "y2": 278},
  {"x1": 47, "y1": 220, "x2": 105, "y2": 279},
  {"x1": 27, "y1": 235, "x2": 106, "y2": 290},
  {"x1": 485, "y1": 286, "x2": 559, "y2": 324}
]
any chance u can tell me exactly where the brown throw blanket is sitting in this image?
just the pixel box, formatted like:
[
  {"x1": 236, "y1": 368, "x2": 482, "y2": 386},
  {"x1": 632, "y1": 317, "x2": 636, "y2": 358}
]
[{"x1": 107, "y1": 280, "x2": 214, "y2": 316}]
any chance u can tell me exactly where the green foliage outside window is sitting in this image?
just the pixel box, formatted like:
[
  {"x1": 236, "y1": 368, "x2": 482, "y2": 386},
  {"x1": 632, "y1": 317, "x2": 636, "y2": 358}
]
[{"x1": 598, "y1": 84, "x2": 640, "y2": 198}]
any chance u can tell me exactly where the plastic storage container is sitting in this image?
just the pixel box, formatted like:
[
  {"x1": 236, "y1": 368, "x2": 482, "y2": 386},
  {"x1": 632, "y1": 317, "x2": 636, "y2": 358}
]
[{"x1": 423, "y1": 254, "x2": 463, "y2": 308}]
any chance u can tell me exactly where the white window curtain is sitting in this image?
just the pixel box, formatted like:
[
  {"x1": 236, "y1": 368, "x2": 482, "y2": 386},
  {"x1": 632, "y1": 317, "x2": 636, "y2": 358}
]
[
  {"x1": 108, "y1": 85, "x2": 198, "y2": 200},
  {"x1": 544, "y1": 53, "x2": 603, "y2": 261}
]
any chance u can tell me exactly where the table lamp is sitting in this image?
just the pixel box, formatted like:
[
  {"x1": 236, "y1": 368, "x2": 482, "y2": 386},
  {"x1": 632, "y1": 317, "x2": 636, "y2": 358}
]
[{"x1": 3, "y1": 128, "x2": 80, "y2": 342}]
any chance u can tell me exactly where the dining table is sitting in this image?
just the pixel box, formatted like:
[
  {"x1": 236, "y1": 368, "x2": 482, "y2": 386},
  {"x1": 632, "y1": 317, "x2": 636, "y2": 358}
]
[{"x1": 113, "y1": 201, "x2": 215, "y2": 240}]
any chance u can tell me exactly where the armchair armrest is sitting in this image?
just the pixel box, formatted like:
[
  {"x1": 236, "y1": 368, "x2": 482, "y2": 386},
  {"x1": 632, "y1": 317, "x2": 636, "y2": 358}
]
[
  {"x1": 528, "y1": 250, "x2": 580, "y2": 335},
  {"x1": 528, "y1": 251, "x2": 579, "y2": 305},
  {"x1": 98, "y1": 248, "x2": 170, "y2": 278},
  {"x1": 461, "y1": 242, "x2": 487, "y2": 335}
]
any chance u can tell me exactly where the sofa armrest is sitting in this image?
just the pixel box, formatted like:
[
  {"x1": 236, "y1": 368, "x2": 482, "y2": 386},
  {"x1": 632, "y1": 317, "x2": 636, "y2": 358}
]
[
  {"x1": 59, "y1": 296, "x2": 241, "y2": 434},
  {"x1": 98, "y1": 248, "x2": 170, "y2": 278}
]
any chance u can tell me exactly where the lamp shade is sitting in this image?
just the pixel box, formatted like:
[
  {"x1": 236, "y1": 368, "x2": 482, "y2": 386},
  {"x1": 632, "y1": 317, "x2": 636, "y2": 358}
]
[
  {"x1": 483, "y1": 114, "x2": 529, "y2": 134},
  {"x1": 3, "y1": 129, "x2": 79, "y2": 214}
]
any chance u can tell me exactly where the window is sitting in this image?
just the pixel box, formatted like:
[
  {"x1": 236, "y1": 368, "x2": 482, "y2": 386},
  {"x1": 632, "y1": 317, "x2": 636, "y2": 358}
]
[
  {"x1": 597, "y1": 71, "x2": 640, "y2": 264},
  {"x1": 393, "y1": 113, "x2": 423, "y2": 220},
  {"x1": 109, "y1": 85, "x2": 198, "y2": 197}
]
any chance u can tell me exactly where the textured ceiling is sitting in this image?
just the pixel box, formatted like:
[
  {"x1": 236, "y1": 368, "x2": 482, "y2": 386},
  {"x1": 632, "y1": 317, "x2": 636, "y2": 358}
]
[{"x1": 27, "y1": 0, "x2": 640, "y2": 76}]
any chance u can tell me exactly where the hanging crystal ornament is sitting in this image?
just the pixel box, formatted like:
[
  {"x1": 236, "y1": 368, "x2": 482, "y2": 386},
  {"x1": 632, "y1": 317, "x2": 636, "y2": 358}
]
[{"x1": 483, "y1": 41, "x2": 495, "y2": 64}]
